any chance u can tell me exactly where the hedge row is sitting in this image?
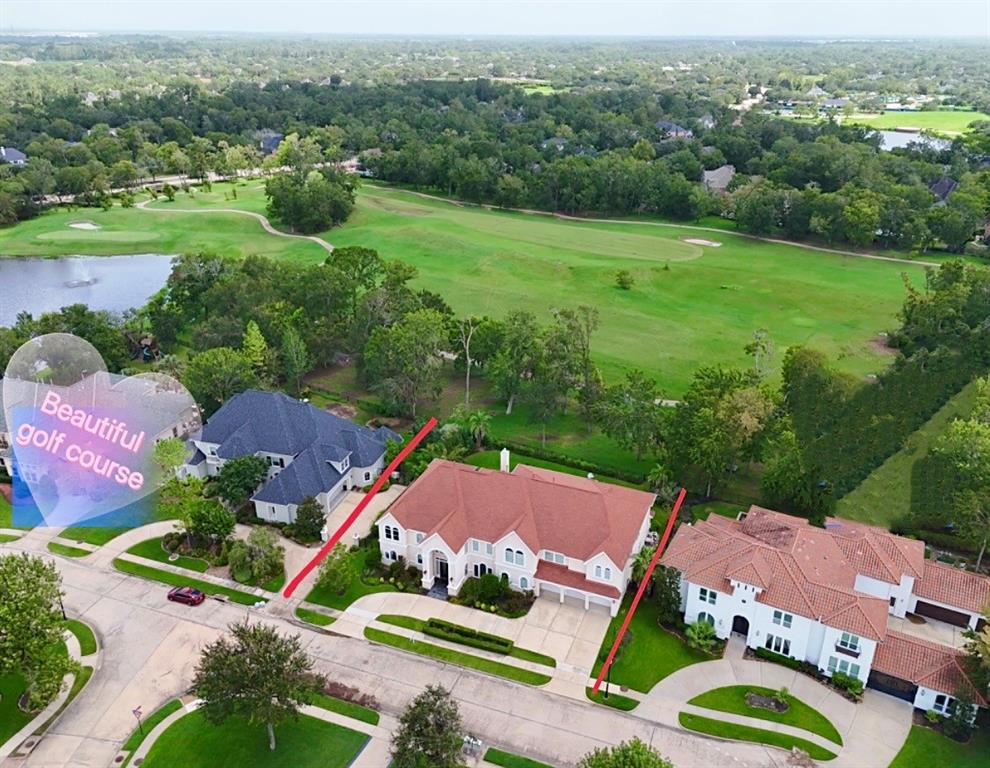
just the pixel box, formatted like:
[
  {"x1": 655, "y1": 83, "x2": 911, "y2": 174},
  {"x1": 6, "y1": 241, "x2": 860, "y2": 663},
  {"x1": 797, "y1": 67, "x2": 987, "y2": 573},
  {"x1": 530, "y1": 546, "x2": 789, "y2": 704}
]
[
  {"x1": 494, "y1": 438, "x2": 647, "y2": 484},
  {"x1": 423, "y1": 618, "x2": 514, "y2": 655}
]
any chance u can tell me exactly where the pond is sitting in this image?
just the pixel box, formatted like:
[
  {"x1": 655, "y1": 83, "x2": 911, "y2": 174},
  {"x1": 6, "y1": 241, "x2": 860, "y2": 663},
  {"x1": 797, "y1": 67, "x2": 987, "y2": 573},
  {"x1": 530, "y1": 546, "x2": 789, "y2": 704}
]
[
  {"x1": 875, "y1": 129, "x2": 952, "y2": 152},
  {"x1": 0, "y1": 253, "x2": 174, "y2": 327}
]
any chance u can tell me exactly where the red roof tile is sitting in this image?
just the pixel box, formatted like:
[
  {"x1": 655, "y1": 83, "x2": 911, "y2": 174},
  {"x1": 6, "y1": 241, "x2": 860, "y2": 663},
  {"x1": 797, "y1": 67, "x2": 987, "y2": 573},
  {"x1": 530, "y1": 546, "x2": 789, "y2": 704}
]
[
  {"x1": 916, "y1": 562, "x2": 990, "y2": 614},
  {"x1": 872, "y1": 630, "x2": 986, "y2": 705},
  {"x1": 386, "y1": 459, "x2": 654, "y2": 567},
  {"x1": 535, "y1": 560, "x2": 621, "y2": 598}
]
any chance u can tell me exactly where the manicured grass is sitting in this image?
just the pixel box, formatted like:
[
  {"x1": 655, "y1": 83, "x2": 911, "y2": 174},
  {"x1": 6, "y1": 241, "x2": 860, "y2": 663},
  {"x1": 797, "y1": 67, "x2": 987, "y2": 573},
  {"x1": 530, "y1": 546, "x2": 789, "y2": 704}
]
[
  {"x1": 849, "y1": 109, "x2": 990, "y2": 134},
  {"x1": 466, "y1": 450, "x2": 643, "y2": 489},
  {"x1": 364, "y1": 627, "x2": 552, "y2": 686},
  {"x1": 889, "y1": 724, "x2": 990, "y2": 768},
  {"x1": 46, "y1": 542, "x2": 92, "y2": 558},
  {"x1": 485, "y1": 747, "x2": 556, "y2": 768},
  {"x1": 59, "y1": 490, "x2": 169, "y2": 546},
  {"x1": 0, "y1": 533, "x2": 20, "y2": 543},
  {"x1": 126, "y1": 537, "x2": 209, "y2": 572},
  {"x1": 678, "y1": 712, "x2": 837, "y2": 761},
  {"x1": 0, "y1": 671, "x2": 33, "y2": 747},
  {"x1": 112, "y1": 558, "x2": 263, "y2": 606},
  {"x1": 139, "y1": 710, "x2": 369, "y2": 768},
  {"x1": 305, "y1": 550, "x2": 398, "y2": 610},
  {"x1": 592, "y1": 594, "x2": 712, "y2": 693},
  {"x1": 0, "y1": 494, "x2": 33, "y2": 531},
  {"x1": 66, "y1": 620, "x2": 98, "y2": 656},
  {"x1": 690, "y1": 501, "x2": 745, "y2": 522},
  {"x1": 307, "y1": 692, "x2": 380, "y2": 725},
  {"x1": 375, "y1": 614, "x2": 557, "y2": 667},
  {"x1": 688, "y1": 685, "x2": 842, "y2": 745},
  {"x1": 837, "y1": 378, "x2": 980, "y2": 526},
  {"x1": 121, "y1": 699, "x2": 183, "y2": 752},
  {"x1": 295, "y1": 607, "x2": 336, "y2": 627},
  {"x1": 1, "y1": 181, "x2": 923, "y2": 396},
  {"x1": 585, "y1": 686, "x2": 640, "y2": 711}
]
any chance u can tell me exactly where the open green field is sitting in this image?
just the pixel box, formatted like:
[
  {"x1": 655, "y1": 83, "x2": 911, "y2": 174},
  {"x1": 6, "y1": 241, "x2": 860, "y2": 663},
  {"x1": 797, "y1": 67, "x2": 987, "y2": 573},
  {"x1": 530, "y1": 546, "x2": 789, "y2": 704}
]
[
  {"x1": 849, "y1": 110, "x2": 990, "y2": 134},
  {"x1": 837, "y1": 378, "x2": 980, "y2": 526},
  {"x1": 139, "y1": 710, "x2": 369, "y2": 768},
  {"x1": 0, "y1": 181, "x2": 924, "y2": 395}
]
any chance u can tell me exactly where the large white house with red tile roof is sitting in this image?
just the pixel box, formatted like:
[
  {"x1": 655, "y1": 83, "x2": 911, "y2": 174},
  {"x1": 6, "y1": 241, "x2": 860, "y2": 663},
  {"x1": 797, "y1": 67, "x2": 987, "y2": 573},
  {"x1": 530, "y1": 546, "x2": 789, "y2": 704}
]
[
  {"x1": 662, "y1": 506, "x2": 988, "y2": 717},
  {"x1": 376, "y1": 453, "x2": 656, "y2": 616}
]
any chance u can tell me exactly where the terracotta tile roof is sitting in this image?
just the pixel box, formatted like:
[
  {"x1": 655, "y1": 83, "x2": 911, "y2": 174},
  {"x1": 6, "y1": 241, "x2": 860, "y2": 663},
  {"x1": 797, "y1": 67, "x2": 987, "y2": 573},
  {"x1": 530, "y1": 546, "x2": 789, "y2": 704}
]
[
  {"x1": 535, "y1": 560, "x2": 621, "y2": 598},
  {"x1": 824, "y1": 517, "x2": 925, "y2": 582},
  {"x1": 916, "y1": 562, "x2": 990, "y2": 614},
  {"x1": 661, "y1": 506, "x2": 890, "y2": 640},
  {"x1": 872, "y1": 630, "x2": 986, "y2": 705},
  {"x1": 386, "y1": 459, "x2": 655, "y2": 567}
]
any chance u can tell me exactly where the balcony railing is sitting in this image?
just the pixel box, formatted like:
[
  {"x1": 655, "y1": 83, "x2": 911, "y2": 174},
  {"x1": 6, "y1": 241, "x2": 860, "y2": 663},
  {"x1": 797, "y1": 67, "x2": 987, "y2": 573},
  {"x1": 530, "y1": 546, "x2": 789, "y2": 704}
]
[{"x1": 835, "y1": 643, "x2": 861, "y2": 658}]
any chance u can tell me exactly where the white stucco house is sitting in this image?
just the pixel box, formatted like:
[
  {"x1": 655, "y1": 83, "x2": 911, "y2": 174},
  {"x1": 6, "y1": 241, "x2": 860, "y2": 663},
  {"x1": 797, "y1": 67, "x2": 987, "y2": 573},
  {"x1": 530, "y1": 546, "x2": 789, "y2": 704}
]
[
  {"x1": 375, "y1": 450, "x2": 656, "y2": 616},
  {"x1": 180, "y1": 390, "x2": 400, "y2": 526},
  {"x1": 662, "y1": 507, "x2": 987, "y2": 718}
]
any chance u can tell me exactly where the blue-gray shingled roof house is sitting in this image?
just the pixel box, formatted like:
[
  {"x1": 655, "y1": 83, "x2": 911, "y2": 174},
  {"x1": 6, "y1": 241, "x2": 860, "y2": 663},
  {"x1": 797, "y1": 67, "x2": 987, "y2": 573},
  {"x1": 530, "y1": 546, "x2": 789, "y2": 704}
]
[{"x1": 181, "y1": 390, "x2": 401, "y2": 529}]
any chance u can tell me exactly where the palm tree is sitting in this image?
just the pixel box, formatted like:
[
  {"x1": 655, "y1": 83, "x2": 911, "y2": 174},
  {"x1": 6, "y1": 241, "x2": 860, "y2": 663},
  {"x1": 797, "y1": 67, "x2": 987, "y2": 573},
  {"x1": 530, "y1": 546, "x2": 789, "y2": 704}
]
[
  {"x1": 465, "y1": 409, "x2": 492, "y2": 451},
  {"x1": 631, "y1": 546, "x2": 655, "y2": 589}
]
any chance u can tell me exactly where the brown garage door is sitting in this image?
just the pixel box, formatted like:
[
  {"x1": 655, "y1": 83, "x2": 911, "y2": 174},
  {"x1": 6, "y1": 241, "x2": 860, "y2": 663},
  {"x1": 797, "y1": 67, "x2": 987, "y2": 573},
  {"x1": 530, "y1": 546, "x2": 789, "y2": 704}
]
[{"x1": 914, "y1": 600, "x2": 970, "y2": 627}]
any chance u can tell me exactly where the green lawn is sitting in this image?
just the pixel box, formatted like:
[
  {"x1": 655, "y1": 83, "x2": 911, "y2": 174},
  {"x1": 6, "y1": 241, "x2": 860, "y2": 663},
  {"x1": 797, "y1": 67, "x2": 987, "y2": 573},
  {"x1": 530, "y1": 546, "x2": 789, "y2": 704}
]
[
  {"x1": 66, "y1": 619, "x2": 98, "y2": 656},
  {"x1": 59, "y1": 490, "x2": 171, "y2": 546},
  {"x1": 46, "y1": 542, "x2": 92, "y2": 558},
  {"x1": 465, "y1": 450, "x2": 643, "y2": 489},
  {"x1": 585, "y1": 686, "x2": 640, "y2": 711},
  {"x1": 0, "y1": 533, "x2": 20, "y2": 543},
  {"x1": 295, "y1": 607, "x2": 336, "y2": 627},
  {"x1": 121, "y1": 699, "x2": 183, "y2": 752},
  {"x1": 592, "y1": 594, "x2": 712, "y2": 693},
  {"x1": 305, "y1": 550, "x2": 398, "y2": 610},
  {"x1": 112, "y1": 558, "x2": 263, "y2": 606},
  {"x1": 125, "y1": 537, "x2": 209, "y2": 572},
  {"x1": 375, "y1": 614, "x2": 557, "y2": 667},
  {"x1": 0, "y1": 671, "x2": 33, "y2": 747},
  {"x1": 837, "y1": 379, "x2": 980, "y2": 526},
  {"x1": 849, "y1": 109, "x2": 990, "y2": 134},
  {"x1": 139, "y1": 710, "x2": 369, "y2": 768},
  {"x1": 0, "y1": 495, "x2": 33, "y2": 531},
  {"x1": 889, "y1": 725, "x2": 990, "y2": 768},
  {"x1": 485, "y1": 747, "x2": 556, "y2": 768},
  {"x1": 0, "y1": 181, "x2": 923, "y2": 396},
  {"x1": 688, "y1": 685, "x2": 842, "y2": 745},
  {"x1": 690, "y1": 501, "x2": 746, "y2": 522},
  {"x1": 364, "y1": 627, "x2": 552, "y2": 686},
  {"x1": 678, "y1": 712, "x2": 837, "y2": 761},
  {"x1": 307, "y1": 693, "x2": 380, "y2": 726}
]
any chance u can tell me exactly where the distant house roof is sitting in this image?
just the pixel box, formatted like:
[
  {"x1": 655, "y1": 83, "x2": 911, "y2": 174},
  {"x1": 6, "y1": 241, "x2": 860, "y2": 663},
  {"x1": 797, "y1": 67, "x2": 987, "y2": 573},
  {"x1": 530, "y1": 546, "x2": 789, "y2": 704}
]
[
  {"x1": 540, "y1": 136, "x2": 569, "y2": 150},
  {"x1": 200, "y1": 390, "x2": 400, "y2": 507},
  {"x1": 873, "y1": 631, "x2": 986, "y2": 704},
  {"x1": 822, "y1": 97, "x2": 850, "y2": 109},
  {"x1": 384, "y1": 459, "x2": 655, "y2": 566},
  {"x1": 661, "y1": 507, "x2": 918, "y2": 640},
  {"x1": 655, "y1": 119, "x2": 693, "y2": 138},
  {"x1": 702, "y1": 164, "x2": 736, "y2": 192},
  {"x1": 0, "y1": 146, "x2": 26, "y2": 163},
  {"x1": 929, "y1": 176, "x2": 959, "y2": 202},
  {"x1": 807, "y1": 85, "x2": 828, "y2": 97},
  {"x1": 257, "y1": 131, "x2": 284, "y2": 156}
]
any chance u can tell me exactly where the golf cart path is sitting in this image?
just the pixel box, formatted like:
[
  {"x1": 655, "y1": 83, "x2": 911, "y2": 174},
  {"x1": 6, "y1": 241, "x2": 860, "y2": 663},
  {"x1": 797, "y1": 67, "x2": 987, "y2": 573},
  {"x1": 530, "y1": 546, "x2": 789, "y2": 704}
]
[
  {"x1": 368, "y1": 186, "x2": 940, "y2": 268},
  {"x1": 135, "y1": 198, "x2": 334, "y2": 254}
]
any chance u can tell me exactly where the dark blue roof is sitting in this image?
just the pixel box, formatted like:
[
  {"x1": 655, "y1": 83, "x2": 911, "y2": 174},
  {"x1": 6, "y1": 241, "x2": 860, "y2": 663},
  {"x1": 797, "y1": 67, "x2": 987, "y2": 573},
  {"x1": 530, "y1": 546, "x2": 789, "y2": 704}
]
[
  {"x1": 0, "y1": 146, "x2": 26, "y2": 162},
  {"x1": 202, "y1": 390, "x2": 401, "y2": 506}
]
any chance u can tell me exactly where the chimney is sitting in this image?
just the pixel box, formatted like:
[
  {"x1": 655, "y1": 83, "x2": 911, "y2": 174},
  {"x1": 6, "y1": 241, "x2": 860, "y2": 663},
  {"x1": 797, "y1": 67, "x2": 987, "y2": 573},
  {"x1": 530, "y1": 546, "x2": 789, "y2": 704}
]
[{"x1": 499, "y1": 447, "x2": 510, "y2": 473}]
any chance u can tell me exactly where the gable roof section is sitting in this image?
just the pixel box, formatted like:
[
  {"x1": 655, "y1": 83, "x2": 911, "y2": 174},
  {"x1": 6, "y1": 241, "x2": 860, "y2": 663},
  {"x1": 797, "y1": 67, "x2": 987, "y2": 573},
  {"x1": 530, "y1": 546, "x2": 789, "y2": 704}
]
[
  {"x1": 825, "y1": 517, "x2": 925, "y2": 582},
  {"x1": 661, "y1": 506, "x2": 892, "y2": 640},
  {"x1": 916, "y1": 561, "x2": 990, "y2": 614},
  {"x1": 872, "y1": 630, "x2": 986, "y2": 705},
  {"x1": 385, "y1": 459, "x2": 655, "y2": 566}
]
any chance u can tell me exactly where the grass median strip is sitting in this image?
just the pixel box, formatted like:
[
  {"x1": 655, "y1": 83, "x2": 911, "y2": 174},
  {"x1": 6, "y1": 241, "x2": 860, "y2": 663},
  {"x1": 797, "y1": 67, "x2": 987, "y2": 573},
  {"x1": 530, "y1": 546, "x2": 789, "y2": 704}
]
[
  {"x1": 0, "y1": 533, "x2": 21, "y2": 543},
  {"x1": 295, "y1": 607, "x2": 336, "y2": 627},
  {"x1": 66, "y1": 619, "x2": 98, "y2": 656},
  {"x1": 585, "y1": 686, "x2": 639, "y2": 711},
  {"x1": 307, "y1": 692, "x2": 380, "y2": 726},
  {"x1": 126, "y1": 538, "x2": 209, "y2": 572},
  {"x1": 376, "y1": 614, "x2": 556, "y2": 668},
  {"x1": 678, "y1": 712, "x2": 837, "y2": 761},
  {"x1": 364, "y1": 628, "x2": 552, "y2": 686},
  {"x1": 112, "y1": 558, "x2": 262, "y2": 606},
  {"x1": 484, "y1": 747, "x2": 556, "y2": 768},
  {"x1": 47, "y1": 542, "x2": 92, "y2": 558}
]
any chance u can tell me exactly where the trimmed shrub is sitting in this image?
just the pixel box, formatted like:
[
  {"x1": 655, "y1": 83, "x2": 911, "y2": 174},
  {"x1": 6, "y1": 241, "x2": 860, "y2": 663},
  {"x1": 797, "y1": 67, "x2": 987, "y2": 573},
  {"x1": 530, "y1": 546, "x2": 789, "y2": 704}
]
[
  {"x1": 831, "y1": 671, "x2": 864, "y2": 698},
  {"x1": 423, "y1": 619, "x2": 514, "y2": 655},
  {"x1": 755, "y1": 646, "x2": 802, "y2": 670}
]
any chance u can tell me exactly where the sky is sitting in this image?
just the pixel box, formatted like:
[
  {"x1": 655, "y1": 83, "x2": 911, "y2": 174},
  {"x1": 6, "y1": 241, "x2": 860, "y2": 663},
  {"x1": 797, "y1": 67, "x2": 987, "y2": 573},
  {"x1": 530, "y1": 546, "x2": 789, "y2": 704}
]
[{"x1": 0, "y1": 0, "x2": 988, "y2": 38}]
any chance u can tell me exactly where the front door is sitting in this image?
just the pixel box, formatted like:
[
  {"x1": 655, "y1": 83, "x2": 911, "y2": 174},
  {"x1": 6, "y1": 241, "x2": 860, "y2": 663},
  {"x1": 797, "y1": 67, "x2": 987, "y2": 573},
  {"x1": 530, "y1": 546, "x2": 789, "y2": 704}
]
[
  {"x1": 732, "y1": 615, "x2": 750, "y2": 636},
  {"x1": 437, "y1": 557, "x2": 449, "y2": 583}
]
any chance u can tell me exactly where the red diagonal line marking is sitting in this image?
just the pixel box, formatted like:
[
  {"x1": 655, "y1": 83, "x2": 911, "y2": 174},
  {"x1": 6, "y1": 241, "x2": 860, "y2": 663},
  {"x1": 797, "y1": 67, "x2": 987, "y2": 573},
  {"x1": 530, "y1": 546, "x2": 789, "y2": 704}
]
[
  {"x1": 591, "y1": 486, "x2": 686, "y2": 694},
  {"x1": 282, "y1": 417, "x2": 437, "y2": 599}
]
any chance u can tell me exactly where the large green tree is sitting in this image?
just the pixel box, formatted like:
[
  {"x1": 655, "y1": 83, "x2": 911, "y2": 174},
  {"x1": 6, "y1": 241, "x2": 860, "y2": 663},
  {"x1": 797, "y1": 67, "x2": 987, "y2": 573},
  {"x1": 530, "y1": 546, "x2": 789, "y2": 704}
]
[
  {"x1": 184, "y1": 347, "x2": 259, "y2": 415},
  {"x1": 214, "y1": 455, "x2": 270, "y2": 508},
  {"x1": 934, "y1": 418, "x2": 990, "y2": 567},
  {"x1": 390, "y1": 685, "x2": 465, "y2": 768},
  {"x1": 193, "y1": 621, "x2": 324, "y2": 751},
  {"x1": 578, "y1": 738, "x2": 673, "y2": 768},
  {"x1": 594, "y1": 370, "x2": 666, "y2": 460}
]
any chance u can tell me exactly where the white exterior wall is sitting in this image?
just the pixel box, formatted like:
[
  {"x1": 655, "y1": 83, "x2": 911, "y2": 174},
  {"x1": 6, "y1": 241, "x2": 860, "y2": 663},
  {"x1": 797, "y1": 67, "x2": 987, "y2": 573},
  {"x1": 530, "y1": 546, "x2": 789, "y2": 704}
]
[
  {"x1": 817, "y1": 626, "x2": 877, "y2": 684},
  {"x1": 915, "y1": 687, "x2": 980, "y2": 720},
  {"x1": 493, "y1": 532, "x2": 538, "y2": 590},
  {"x1": 584, "y1": 552, "x2": 622, "y2": 592},
  {"x1": 750, "y1": 601, "x2": 815, "y2": 660},
  {"x1": 855, "y1": 573, "x2": 915, "y2": 618}
]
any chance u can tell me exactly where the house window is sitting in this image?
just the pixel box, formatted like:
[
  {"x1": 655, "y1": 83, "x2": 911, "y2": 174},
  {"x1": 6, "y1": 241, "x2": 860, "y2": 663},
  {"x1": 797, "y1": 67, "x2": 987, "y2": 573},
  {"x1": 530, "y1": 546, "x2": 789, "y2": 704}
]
[
  {"x1": 416, "y1": 554, "x2": 423, "y2": 565},
  {"x1": 699, "y1": 587, "x2": 717, "y2": 605},
  {"x1": 514, "y1": 550, "x2": 524, "y2": 566},
  {"x1": 765, "y1": 635, "x2": 791, "y2": 656},
  {"x1": 933, "y1": 694, "x2": 955, "y2": 715},
  {"x1": 485, "y1": 543, "x2": 493, "y2": 555},
  {"x1": 505, "y1": 547, "x2": 513, "y2": 563},
  {"x1": 364, "y1": 471, "x2": 371, "y2": 481},
  {"x1": 697, "y1": 612, "x2": 715, "y2": 626},
  {"x1": 520, "y1": 577, "x2": 529, "y2": 590},
  {"x1": 543, "y1": 550, "x2": 565, "y2": 564},
  {"x1": 889, "y1": 597, "x2": 896, "y2": 608},
  {"x1": 604, "y1": 567, "x2": 611, "y2": 580},
  {"x1": 827, "y1": 656, "x2": 860, "y2": 678},
  {"x1": 772, "y1": 610, "x2": 793, "y2": 628},
  {"x1": 471, "y1": 540, "x2": 480, "y2": 553},
  {"x1": 383, "y1": 525, "x2": 400, "y2": 541},
  {"x1": 837, "y1": 632, "x2": 860, "y2": 652},
  {"x1": 595, "y1": 565, "x2": 603, "y2": 578},
  {"x1": 385, "y1": 551, "x2": 397, "y2": 561},
  {"x1": 415, "y1": 533, "x2": 423, "y2": 543},
  {"x1": 473, "y1": 563, "x2": 489, "y2": 578}
]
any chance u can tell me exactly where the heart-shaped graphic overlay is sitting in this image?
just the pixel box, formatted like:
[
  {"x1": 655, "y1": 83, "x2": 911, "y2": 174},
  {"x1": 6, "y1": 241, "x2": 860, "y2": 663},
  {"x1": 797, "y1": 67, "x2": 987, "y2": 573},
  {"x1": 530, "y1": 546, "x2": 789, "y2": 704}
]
[{"x1": 3, "y1": 333, "x2": 202, "y2": 528}]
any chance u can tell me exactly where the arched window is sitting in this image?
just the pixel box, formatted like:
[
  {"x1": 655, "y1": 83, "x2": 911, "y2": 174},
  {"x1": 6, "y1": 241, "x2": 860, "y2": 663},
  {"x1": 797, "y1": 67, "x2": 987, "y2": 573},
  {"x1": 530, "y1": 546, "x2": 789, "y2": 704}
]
[
  {"x1": 520, "y1": 577, "x2": 529, "y2": 590},
  {"x1": 697, "y1": 612, "x2": 715, "y2": 626},
  {"x1": 604, "y1": 567, "x2": 612, "y2": 580},
  {"x1": 501, "y1": 572, "x2": 509, "y2": 584},
  {"x1": 505, "y1": 547, "x2": 513, "y2": 562},
  {"x1": 595, "y1": 565, "x2": 602, "y2": 578},
  {"x1": 514, "y1": 550, "x2": 524, "y2": 566}
]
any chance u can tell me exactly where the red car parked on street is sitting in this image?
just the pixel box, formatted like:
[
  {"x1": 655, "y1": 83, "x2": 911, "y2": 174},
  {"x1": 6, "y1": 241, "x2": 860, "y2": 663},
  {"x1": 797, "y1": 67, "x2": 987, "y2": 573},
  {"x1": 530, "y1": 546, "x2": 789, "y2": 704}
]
[{"x1": 167, "y1": 586, "x2": 206, "y2": 606}]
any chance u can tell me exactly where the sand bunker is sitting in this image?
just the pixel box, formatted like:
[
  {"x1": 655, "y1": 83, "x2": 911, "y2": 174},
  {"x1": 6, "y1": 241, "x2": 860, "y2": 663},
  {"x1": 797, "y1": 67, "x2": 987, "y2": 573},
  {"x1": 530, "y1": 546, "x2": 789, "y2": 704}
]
[
  {"x1": 69, "y1": 221, "x2": 101, "y2": 231},
  {"x1": 682, "y1": 237, "x2": 722, "y2": 247}
]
